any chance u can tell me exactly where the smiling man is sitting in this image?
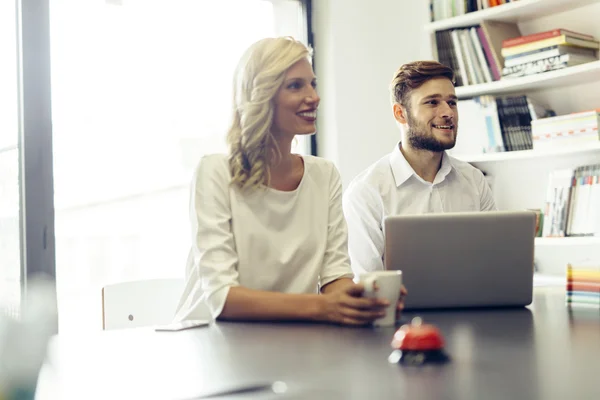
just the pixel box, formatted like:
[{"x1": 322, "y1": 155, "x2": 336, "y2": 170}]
[{"x1": 343, "y1": 61, "x2": 497, "y2": 275}]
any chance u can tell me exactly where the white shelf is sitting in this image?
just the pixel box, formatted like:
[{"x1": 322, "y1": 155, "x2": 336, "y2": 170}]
[
  {"x1": 454, "y1": 60, "x2": 600, "y2": 98},
  {"x1": 536, "y1": 237, "x2": 600, "y2": 246},
  {"x1": 425, "y1": 0, "x2": 600, "y2": 32},
  {"x1": 453, "y1": 141, "x2": 600, "y2": 163}
]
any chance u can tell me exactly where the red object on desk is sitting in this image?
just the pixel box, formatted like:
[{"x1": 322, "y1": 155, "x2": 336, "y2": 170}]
[
  {"x1": 391, "y1": 321, "x2": 445, "y2": 351},
  {"x1": 389, "y1": 317, "x2": 450, "y2": 365}
]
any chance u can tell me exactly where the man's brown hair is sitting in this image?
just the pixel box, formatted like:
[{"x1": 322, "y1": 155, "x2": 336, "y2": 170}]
[{"x1": 389, "y1": 61, "x2": 455, "y2": 107}]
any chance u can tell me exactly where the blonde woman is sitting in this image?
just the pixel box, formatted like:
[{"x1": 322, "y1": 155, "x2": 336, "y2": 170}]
[{"x1": 174, "y1": 37, "x2": 402, "y2": 325}]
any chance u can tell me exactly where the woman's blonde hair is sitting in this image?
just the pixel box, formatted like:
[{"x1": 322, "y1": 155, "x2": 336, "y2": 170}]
[{"x1": 227, "y1": 36, "x2": 310, "y2": 190}]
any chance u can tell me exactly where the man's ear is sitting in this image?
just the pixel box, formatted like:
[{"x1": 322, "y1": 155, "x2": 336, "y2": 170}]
[{"x1": 393, "y1": 103, "x2": 408, "y2": 124}]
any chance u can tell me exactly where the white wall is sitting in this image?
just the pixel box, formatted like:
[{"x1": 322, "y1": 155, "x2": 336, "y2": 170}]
[{"x1": 312, "y1": 0, "x2": 432, "y2": 188}]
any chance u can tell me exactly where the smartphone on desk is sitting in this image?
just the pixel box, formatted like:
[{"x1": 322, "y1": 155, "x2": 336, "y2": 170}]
[{"x1": 155, "y1": 320, "x2": 210, "y2": 332}]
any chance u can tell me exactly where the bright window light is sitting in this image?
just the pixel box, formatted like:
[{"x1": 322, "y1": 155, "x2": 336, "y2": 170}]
[{"x1": 50, "y1": 0, "x2": 308, "y2": 332}]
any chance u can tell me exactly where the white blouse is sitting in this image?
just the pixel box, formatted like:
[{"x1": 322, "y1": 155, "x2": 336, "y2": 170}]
[{"x1": 174, "y1": 154, "x2": 354, "y2": 321}]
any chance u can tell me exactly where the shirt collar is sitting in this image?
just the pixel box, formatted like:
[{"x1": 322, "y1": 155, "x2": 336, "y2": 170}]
[{"x1": 389, "y1": 142, "x2": 454, "y2": 187}]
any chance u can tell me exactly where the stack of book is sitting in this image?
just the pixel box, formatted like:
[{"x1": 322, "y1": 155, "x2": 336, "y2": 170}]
[
  {"x1": 542, "y1": 164, "x2": 600, "y2": 238},
  {"x1": 567, "y1": 263, "x2": 600, "y2": 309},
  {"x1": 532, "y1": 109, "x2": 600, "y2": 151},
  {"x1": 452, "y1": 95, "x2": 554, "y2": 155},
  {"x1": 501, "y1": 29, "x2": 599, "y2": 78},
  {"x1": 435, "y1": 20, "x2": 522, "y2": 86}
]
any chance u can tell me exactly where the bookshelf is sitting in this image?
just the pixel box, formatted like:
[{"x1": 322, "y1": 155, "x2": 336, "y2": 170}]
[
  {"x1": 454, "y1": 142, "x2": 600, "y2": 163},
  {"x1": 535, "y1": 237, "x2": 600, "y2": 246},
  {"x1": 428, "y1": 0, "x2": 600, "y2": 274},
  {"x1": 455, "y1": 60, "x2": 600, "y2": 98},
  {"x1": 425, "y1": 0, "x2": 600, "y2": 32}
]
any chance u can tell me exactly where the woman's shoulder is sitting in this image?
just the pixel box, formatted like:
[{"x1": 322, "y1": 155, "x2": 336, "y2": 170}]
[
  {"x1": 194, "y1": 153, "x2": 231, "y2": 182},
  {"x1": 301, "y1": 155, "x2": 342, "y2": 189},
  {"x1": 302, "y1": 155, "x2": 339, "y2": 175}
]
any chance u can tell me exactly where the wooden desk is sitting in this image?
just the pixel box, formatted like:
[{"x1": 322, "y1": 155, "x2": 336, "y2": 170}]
[{"x1": 36, "y1": 288, "x2": 600, "y2": 399}]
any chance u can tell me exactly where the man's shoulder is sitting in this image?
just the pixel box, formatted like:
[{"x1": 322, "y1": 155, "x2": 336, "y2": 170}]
[{"x1": 447, "y1": 153, "x2": 485, "y2": 178}]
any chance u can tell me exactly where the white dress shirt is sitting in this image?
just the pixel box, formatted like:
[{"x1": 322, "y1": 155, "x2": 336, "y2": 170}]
[
  {"x1": 174, "y1": 154, "x2": 354, "y2": 321},
  {"x1": 343, "y1": 143, "x2": 497, "y2": 276}
]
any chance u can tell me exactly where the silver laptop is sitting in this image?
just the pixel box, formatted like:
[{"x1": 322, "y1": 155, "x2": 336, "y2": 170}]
[{"x1": 384, "y1": 211, "x2": 536, "y2": 310}]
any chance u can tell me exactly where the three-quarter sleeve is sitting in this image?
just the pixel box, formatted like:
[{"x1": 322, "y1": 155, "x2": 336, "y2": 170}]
[
  {"x1": 319, "y1": 166, "x2": 355, "y2": 287},
  {"x1": 176, "y1": 155, "x2": 240, "y2": 320}
]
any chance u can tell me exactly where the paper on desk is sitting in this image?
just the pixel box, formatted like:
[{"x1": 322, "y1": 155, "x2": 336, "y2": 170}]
[{"x1": 155, "y1": 320, "x2": 210, "y2": 332}]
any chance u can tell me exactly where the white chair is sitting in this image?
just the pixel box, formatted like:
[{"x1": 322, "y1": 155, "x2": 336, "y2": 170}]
[{"x1": 101, "y1": 278, "x2": 184, "y2": 330}]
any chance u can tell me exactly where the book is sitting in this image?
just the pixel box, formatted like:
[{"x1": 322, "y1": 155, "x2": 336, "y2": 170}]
[
  {"x1": 567, "y1": 263, "x2": 600, "y2": 309},
  {"x1": 502, "y1": 29, "x2": 596, "y2": 48},
  {"x1": 430, "y1": 0, "x2": 507, "y2": 21},
  {"x1": 504, "y1": 45, "x2": 598, "y2": 67},
  {"x1": 533, "y1": 116, "x2": 599, "y2": 150},
  {"x1": 434, "y1": 21, "x2": 525, "y2": 84},
  {"x1": 469, "y1": 27, "x2": 493, "y2": 83},
  {"x1": 502, "y1": 54, "x2": 594, "y2": 78},
  {"x1": 451, "y1": 99, "x2": 490, "y2": 155},
  {"x1": 532, "y1": 109, "x2": 600, "y2": 136},
  {"x1": 533, "y1": 109, "x2": 600, "y2": 127},
  {"x1": 452, "y1": 94, "x2": 551, "y2": 154},
  {"x1": 501, "y1": 35, "x2": 600, "y2": 58},
  {"x1": 542, "y1": 169, "x2": 573, "y2": 237},
  {"x1": 460, "y1": 29, "x2": 480, "y2": 84},
  {"x1": 480, "y1": 20, "x2": 522, "y2": 69},
  {"x1": 439, "y1": 29, "x2": 465, "y2": 86},
  {"x1": 477, "y1": 26, "x2": 501, "y2": 80},
  {"x1": 450, "y1": 29, "x2": 470, "y2": 86},
  {"x1": 505, "y1": 44, "x2": 597, "y2": 61}
]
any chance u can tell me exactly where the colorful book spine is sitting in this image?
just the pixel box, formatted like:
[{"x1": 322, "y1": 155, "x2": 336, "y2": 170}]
[
  {"x1": 502, "y1": 29, "x2": 596, "y2": 48},
  {"x1": 566, "y1": 264, "x2": 600, "y2": 309},
  {"x1": 477, "y1": 26, "x2": 501, "y2": 81},
  {"x1": 501, "y1": 35, "x2": 600, "y2": 58}
]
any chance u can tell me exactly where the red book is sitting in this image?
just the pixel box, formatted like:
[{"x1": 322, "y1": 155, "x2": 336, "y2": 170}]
[
  {"x1": 477, "y1": 26, "x2": 501, "y2": 81},
  {"x1": 567, "y1": 283, "x2": 600, "y2": 293},
  {"x1": 502, "y1": 29, "x2": 595, "y2": 48}
]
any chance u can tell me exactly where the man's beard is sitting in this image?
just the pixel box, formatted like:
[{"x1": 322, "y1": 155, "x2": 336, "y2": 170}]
[{"x1": 405, "y1": 108, "x2": 456, "y2": 153}]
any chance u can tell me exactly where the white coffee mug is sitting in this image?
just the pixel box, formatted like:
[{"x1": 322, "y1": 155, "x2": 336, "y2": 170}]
[{"x1": 357, "y1": 270, "x2": 403, "y2": 327}]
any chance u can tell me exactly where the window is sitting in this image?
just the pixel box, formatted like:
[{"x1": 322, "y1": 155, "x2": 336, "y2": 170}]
[
  {"x1": 50, "y1": 0, "x2": 309, "y2": 332},
  {"x1": 0, "y1": 0, "x2": 21, "y2": 318}
]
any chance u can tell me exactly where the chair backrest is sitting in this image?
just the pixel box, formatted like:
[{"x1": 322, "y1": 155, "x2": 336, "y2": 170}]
[{"x1": 102, "y1": 278, "x2": 184, "y2": 330}]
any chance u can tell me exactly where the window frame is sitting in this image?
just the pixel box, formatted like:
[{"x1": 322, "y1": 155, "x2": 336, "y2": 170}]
[{"x1": 17, "y1": 0, "x2": 57, "y2": 316}]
